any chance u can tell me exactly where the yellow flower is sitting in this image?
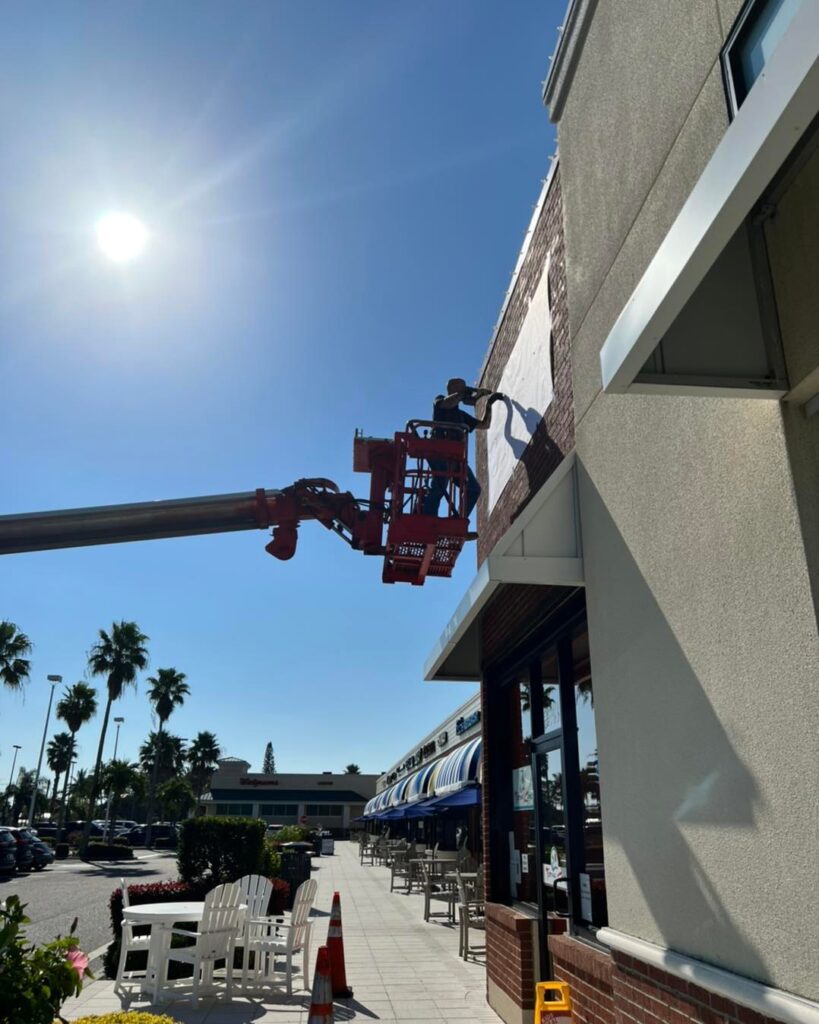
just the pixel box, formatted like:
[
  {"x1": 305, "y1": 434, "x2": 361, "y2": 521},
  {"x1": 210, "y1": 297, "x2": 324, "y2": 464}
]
[{"x1": 70, "y1": 1013, "x2": 180, "y2": 1024}]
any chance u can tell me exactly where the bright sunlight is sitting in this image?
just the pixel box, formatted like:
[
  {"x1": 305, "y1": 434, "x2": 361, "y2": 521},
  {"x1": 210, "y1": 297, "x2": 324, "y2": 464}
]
[{"x1": 95, "y1": 211, "x2": 149, "y2": 262}]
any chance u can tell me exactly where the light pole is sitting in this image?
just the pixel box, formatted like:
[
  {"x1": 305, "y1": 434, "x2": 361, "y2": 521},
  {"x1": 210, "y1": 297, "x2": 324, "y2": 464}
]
[
  {"x1": 8, "y1": 744, "x2": 21, "y2": 788},
  {"x1": 27, "y1": 675, "x2": 62, "y2": 826},
  {"x1": 105, "y1": 717, "x2": 125, "y2": 843},
  {"x1": 5, "y1": 745, "x2": 21, "y2": 824}
]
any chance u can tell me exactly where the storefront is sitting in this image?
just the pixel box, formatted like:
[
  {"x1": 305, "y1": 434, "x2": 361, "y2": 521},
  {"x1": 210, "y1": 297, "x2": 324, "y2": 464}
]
[
  {"x1": 361, "y1": 695, "x2": 483, "y2": 854},
  {"x1": 424, "y1": 3, "x2": 818, "y2": 1024}
]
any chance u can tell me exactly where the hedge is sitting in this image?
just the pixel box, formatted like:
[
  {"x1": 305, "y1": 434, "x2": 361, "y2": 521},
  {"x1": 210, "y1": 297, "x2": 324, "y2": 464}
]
[{"x1": 177, "y1": 817, "x2": 266, "y2": 885}]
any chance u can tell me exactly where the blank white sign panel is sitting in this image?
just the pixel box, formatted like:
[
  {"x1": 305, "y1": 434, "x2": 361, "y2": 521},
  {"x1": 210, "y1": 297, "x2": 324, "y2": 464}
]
[{"x1": 487, "y1": 256, "x2": 553, "y2": 511}]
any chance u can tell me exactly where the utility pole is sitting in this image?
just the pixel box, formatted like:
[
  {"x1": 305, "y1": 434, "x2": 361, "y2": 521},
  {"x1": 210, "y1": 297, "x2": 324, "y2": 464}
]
[{"x1": 104, "y1": 717, "x2": 125, "y2": 844}]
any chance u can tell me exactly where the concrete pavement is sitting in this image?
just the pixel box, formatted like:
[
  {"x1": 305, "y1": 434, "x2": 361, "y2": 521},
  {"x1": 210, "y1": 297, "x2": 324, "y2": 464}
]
[{"x1": 62, "y1": 840, "x2": 499, "y2": 1023}]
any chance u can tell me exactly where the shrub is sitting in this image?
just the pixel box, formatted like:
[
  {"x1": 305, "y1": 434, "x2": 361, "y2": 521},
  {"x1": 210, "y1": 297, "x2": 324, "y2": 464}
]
[
  {"x1": 72, "y1": 1014, "x2": 180, "y2": 1023},
  {"x1": 260, "y1": 838, "x2": 282, "y2": 878},
  {"x1": 0, "y1": 895, "x2": 86, "y2": 1024},
  {"x1": 177, "y1": 817, "x2": 266, "y2": 885},
  {"x1": 272, "y1": 824, "x2": 310, "y2": 843}
]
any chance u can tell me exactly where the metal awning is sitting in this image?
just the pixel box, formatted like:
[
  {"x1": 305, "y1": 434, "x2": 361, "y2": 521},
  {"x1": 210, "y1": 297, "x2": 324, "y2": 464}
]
[
  {"x1": 424, "y1": 452, "x2": 584, "y2": 682},
  {"x1": 600, "y1": 0, "x2": 818, "y2": 397}
]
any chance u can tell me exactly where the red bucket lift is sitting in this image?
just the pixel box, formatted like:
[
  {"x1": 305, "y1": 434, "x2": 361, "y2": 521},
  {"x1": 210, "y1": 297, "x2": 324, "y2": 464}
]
[
  {"x1": 0, "y1": 422, "x2": 473, "y2": 586},
  {"x1": 354, "y1": 420, "x2": 470, "y2": 585}
]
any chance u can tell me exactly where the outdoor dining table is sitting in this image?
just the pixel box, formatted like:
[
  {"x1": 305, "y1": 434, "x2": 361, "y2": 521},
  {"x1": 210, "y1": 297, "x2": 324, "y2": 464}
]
[{"x1": 122, "y1": 900, "x2": 247, "y2": 1002}]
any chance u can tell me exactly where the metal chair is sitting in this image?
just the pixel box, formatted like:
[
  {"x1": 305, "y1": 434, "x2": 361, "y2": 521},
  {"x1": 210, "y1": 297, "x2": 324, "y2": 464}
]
[{"x1": 456, "y1": 869, "x2": 486, "y2": 961}]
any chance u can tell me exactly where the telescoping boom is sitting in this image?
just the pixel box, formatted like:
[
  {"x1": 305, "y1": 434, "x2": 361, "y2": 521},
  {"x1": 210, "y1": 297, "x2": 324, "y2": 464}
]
[{"x1": 0, "y1": 422, "x2": 472, "y2": 586}]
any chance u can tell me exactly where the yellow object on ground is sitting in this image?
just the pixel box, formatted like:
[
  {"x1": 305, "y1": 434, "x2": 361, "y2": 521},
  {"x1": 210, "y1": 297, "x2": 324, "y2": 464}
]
[{"x1": 535, "y1": 980, "x2": 572, "y2": 1021}]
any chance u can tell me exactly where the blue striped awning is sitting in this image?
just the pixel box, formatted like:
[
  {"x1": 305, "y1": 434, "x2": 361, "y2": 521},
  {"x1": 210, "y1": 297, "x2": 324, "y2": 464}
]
[
  {"x1": 432, "y1": 737, "x2": 482, "y2": 796},
  {"x1": 389, "y1": 776, "x2": 412, "y2": 807},
  {"x1": 405, "y1": 759, "x2": 442, "y2": 803}
]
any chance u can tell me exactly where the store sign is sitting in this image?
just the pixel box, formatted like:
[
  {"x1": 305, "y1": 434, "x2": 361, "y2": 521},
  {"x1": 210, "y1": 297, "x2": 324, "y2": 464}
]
[
  {"x1": 240, "y1": 778, "x2": 278, "y2": 787},
  {"x1": 456, "y1": 710, "x2": 481, "y2": 736},
  {"x1": 437, "y1": 730, "x2": 449, "y2": 748}
]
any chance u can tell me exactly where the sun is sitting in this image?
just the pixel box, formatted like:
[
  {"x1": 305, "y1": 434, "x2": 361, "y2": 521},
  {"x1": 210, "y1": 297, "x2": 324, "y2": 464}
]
[{"x1": 96, "y1": 211, "x2": 149, "y2": 262}]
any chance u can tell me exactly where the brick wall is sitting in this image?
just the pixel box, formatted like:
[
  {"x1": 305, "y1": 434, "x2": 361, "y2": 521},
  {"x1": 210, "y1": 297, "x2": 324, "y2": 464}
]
[
  {"x1": 549, "y1": 936, "x2": 786, "y2": 1024},
  {"x1": 476, "y1": 164, "x2": 574, "y2": 565},
  {"x1": 487, "y1": 903, "x2": 538, "y2": 1012}
]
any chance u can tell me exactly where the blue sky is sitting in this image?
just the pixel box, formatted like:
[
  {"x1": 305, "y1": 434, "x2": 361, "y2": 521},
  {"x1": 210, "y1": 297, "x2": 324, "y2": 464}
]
[{"x1": 1, "y1": 1, "x2": 560, "y2": 785}]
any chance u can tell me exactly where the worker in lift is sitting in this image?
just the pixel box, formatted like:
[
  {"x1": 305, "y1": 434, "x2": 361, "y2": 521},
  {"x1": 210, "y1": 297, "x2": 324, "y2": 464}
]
[{"x1": 422, "y1": 377, "x2": 503, "y2": 520}]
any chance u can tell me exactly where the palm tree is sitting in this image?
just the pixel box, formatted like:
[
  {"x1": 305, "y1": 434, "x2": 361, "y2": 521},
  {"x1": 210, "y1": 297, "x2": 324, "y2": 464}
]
[
  {"x1": 187, "y1": 731, "x2": 221, "y2": 800},
  {"x1": 144, "y1": 668, "x2": 189, "y2": 845},
  {"x1": 158, "y1": 777, "x2": 195, "y2": 824},
  {"x1": 101, "y1": 759, "x2": 138, "y2": 836},
  {"x1": 0, "y1": 620, "x2": 32, "y2": 692},
  {"x1": 139, "y1": 731, "x2": 188, "y2": 781},
  {"x1": 68, "y1": 768, "x2": 92, "y2": 820},
  {"x1": 46, "y1": 733, "x2": 74, "y2": 814},
  {"x1": 81, "y1": 621, "x2": 149, "y2": 852},
  {"x1": 55, "y1": 682, "x2": 98, "y2": 841},
  {"x1": 344, "y1": 764, "x2": 361, "y2": 774}
]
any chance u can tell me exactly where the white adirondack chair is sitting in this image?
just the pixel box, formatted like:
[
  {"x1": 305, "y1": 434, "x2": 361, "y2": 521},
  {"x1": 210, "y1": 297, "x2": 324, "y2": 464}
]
[
  {"x1": 234, "y1": 874, "x2": 274, "y2": 987},
  {"x1": 113, "y1": 877, "x2": 151, "y2": 994},
  {"x1": 243, "y1": 878, "x2": 317, "y2": 994},
  {"x1": 160, "y1": 882, "x2": 245, "y2": 1004}
]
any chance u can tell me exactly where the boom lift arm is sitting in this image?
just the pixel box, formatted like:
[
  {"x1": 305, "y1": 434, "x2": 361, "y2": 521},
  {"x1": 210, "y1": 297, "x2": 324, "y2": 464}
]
[{"x1": 0, "y1": 422, "x2": 472, "y2": 585}]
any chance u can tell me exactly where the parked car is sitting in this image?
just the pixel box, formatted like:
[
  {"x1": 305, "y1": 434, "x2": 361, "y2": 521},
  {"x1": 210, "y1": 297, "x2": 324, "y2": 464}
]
[
  {"x1": 120, "y1": 823, "x2": 178, "y2": 847},
  {"x1": 6, "y1": 827, "x2": 36, "y2": 872},
  {"x1": 31, "y1": 838, "x2": 54, "y2": 870},
  {"x1": 0, "y1": 828, "x2": 18, "y2": 875}
]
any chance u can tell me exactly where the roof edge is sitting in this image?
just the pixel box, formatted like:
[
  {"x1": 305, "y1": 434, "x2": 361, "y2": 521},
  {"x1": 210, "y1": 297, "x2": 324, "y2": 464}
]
[{"x1": 542, "y1": 0, "x2": 598, "y2": 123}]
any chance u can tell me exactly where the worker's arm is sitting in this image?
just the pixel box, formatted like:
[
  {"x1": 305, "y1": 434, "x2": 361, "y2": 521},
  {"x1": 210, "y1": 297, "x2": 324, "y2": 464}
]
[
  {"x1": 461, "y1": 385, "x2": 493, "y2": 407},
  {"x1": 472, "y1": 393, "x2": 504, "y2": 430}
]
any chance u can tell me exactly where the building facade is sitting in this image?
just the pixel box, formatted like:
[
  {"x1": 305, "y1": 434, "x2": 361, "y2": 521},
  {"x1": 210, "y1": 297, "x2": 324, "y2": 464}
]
[
  {"x1": 425, "y1": 3, "x2": 818, "y2": 1024},
  {"x1": 201, "y1": 757, "x2": 378, "y2": 835}
]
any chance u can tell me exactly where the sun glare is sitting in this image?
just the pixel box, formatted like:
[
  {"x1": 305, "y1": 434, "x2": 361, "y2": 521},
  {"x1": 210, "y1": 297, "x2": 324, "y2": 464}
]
[{"x1": 96, "y1": 211, "x2": 149, "y2": 262}]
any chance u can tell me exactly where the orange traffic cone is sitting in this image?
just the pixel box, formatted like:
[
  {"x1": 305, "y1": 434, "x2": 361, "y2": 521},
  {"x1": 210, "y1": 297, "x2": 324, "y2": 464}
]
[
  {"x1": 326, "y1": 891, "x2": 353, "y2": 998},
  {"x1": 307, "y1": 945, "x2": 334, "y2": 1024}
]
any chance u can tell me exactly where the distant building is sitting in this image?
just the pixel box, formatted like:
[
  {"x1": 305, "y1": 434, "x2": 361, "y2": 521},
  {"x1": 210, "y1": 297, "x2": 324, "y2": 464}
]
[{"x1": 199, "y1": 758, "x2": 378, "y2": 834}]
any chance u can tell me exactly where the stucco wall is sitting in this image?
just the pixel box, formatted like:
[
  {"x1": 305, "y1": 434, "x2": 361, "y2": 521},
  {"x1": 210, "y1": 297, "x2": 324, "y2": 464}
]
[{"x1": 554, "y1": 0, "x2": 819, "y2": 1001}]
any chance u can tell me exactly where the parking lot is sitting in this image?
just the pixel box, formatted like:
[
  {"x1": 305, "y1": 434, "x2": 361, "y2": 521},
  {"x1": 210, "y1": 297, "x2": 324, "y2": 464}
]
[{"x1": 1, "y1": 850, "x2": 178, "y2": 966}]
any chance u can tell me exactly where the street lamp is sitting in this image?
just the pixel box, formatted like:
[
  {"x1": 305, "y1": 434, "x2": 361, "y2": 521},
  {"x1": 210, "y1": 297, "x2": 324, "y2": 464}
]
[
  {"x1": 105, "y1": 717, "x2": 125, "y2": 842},
  {"x1": 8, "y1": 745, "x2": 21, "y2": 789},
  {"x1": 27, "y1": 675, "x2": 62, "y2": 826}
]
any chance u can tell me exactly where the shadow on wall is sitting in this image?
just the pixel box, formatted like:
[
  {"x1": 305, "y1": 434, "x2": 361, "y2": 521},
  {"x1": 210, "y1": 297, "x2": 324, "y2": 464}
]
[
  {"x1": 494, "y1": 396, "x2": 566, "y2": 523},
  {"x1": 577, "y1": 463, "x2": 769, "y2": 985}
]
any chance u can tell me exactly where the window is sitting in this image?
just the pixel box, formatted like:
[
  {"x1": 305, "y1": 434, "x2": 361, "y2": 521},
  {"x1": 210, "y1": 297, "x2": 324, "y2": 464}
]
[
  {"x1": 305, "y1": 804, "x2": 340, "y2": 817},
  {"x1": 723, "y1": 0, "x2": 801, "y2": 114},
  {"x1": 214, "y1": 803, "x2": 252, "y2": 816},
  {"x1": 259, "y1": 804, "x2": 297, "y2": 817},
  {"x1": 495, "y1": 613, "x2": 608, "y2": 949}
]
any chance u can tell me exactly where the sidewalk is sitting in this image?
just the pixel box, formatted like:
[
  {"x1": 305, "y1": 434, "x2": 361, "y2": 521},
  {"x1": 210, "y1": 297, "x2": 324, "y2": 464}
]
[{"x1": 63, "y1": 840, "x2": 499, "y2": 1024}]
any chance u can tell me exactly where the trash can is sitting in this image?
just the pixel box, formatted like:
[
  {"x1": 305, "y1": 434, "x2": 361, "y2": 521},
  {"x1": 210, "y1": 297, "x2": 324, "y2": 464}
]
[{"x1": 279, "y1": 843, "x2": 313, "y2": 909}]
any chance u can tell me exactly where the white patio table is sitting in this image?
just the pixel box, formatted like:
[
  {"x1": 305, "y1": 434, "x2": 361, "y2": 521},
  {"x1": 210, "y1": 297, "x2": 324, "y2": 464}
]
[{"x1": 122, "y1": 900, "x2": 247, "y2": 1002}]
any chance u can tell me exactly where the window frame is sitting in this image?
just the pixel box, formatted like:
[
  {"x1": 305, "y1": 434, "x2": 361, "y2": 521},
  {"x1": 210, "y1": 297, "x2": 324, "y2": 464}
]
[{"x1": 721, "y1": 0, "x2": 802, "y2": 116}]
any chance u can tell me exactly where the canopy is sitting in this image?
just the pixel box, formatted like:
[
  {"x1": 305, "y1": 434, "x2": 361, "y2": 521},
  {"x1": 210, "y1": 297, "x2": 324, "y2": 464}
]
[
  {"x1": 425, "y1": 785, "x2": 481, "y2": 811},
  {"x1": 433, "y1": 737, "x2": 482, "y2": 796}
]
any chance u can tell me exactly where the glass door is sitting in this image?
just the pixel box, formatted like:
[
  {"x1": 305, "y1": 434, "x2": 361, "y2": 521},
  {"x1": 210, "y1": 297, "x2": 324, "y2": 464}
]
[{"x1": 533, "y1": 741, "x2": 568, "y2": 976}]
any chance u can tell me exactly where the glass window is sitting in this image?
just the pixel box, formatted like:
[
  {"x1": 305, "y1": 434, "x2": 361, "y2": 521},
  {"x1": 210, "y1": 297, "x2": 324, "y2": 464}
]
[
  {"x1": 572, "y1": 625, "x2": 607, "y2": 929},
  {"x1": 541, "y1": 646, "x2": 561, "y2": 734},
  {"x1": 536, "y1": 747, "x2": 568, "y2": 916},
  {"x1": 723, "y1": 0, "x2": 801, "y2": 112},
  {"x1": 508, "y1": 675, "x2": 537, "y2": 903},
  {"x1": 305, "y1": 804, "x2": 340, "y2": 817},
  {"x1": 260, "y1": 804, "x2": 297, "y2": 817}
]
